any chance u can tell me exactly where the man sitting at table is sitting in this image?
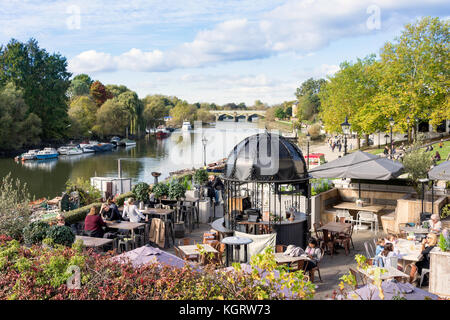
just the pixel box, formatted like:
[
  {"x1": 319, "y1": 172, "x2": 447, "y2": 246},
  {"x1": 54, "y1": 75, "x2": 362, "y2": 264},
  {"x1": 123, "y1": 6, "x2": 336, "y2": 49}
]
[
  {"x1": 409, "y1": 233, "x2": 438, "y2": 285},
  {"x1": 428, "y1": 214, "x2": 442, "y2": 233},
  {"x1": 101, "y1": 198, "x2": 123, "y2": 221},
  {"x1": 122, "y1": 198, "x2": 146, "y2": 223}
]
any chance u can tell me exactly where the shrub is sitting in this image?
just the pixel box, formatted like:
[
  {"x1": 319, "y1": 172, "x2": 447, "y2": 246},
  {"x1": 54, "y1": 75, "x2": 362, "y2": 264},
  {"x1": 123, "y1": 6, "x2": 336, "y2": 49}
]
[
  {"x1": 0, "y1": 173, "x2": 33, "y2": 240},
  {"x1": 152, "y1": 183, "x2": 169, "y2": 199},
  {"x1": 168, "y1": 180, "x2": 186, "y2": 200},
  {"x1": 403, "y1": 138, "x2": 433, "y2": 195},
  {"x1": 132, "y1": 182, "x2": 150, "y2": 203},
  {"x1": 45, "y1": 225, "x2": 75, "y2": 247},
  {"x1": 114, "y1": 191, "x2": 133, "y2": 207},
  {"x1": 193, "y1": 169, "x2": 209, "y2": 185},
  {"x1": 66, "y1": 178, "x2": 102, "y2": 206},
  {"x1": 307, "y1": 123, "x2": 322, "y2": 140},
  {"x1": 440, "y1": 204, "x2": 450, "y2": 220},
  {"x1": 23, "y1": 221, "x2": 50, "y2": 245}
]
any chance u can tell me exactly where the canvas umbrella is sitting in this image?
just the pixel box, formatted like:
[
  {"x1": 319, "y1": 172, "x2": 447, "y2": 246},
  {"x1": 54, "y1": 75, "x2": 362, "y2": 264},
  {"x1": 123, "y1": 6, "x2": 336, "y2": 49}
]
[
  {"x1": 309, "y1": 151, "x2": 404, "y2": 199},
  {"x1": 112, "y1": 245, "x2": 188, "y2": 269},
  {"x1": 347, "y1": 281, "x2": 438, "y2": 300}
]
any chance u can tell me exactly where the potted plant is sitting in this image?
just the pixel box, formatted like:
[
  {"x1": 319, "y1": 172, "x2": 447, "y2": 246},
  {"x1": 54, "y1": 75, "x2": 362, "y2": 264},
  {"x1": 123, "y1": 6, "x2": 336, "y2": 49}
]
[
  {"x1": 152, "y1": 183, "x2": 169, "y2": 202},
  {"x1": 132, "y1": 182, "x2": 150, "y2": 208},
  {"x1": 168, "y1": 180, "x2": 187, "y2": 200}
]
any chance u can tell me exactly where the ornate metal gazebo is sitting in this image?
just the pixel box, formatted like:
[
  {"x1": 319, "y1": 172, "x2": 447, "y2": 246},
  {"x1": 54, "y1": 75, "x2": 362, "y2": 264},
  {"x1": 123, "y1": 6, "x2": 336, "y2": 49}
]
[{"x1": 221, "y1": 132, "x2": 311, "y2": 248}]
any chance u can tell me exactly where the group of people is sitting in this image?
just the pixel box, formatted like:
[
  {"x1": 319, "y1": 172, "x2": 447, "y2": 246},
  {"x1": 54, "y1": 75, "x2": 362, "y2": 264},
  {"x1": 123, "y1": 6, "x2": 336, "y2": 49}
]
[
  {"x1": 383, "y1": 142, "x2": 406, "y2": 161},
  {"x1": 83, "y1": 197, "x2": 145, "y2": 238},
  {"x1": 328, "y1": 136, "x2": 344, "y2": 153},
  {"x1": 372, "y1": 213, "x2": 445, "y2": 286}
]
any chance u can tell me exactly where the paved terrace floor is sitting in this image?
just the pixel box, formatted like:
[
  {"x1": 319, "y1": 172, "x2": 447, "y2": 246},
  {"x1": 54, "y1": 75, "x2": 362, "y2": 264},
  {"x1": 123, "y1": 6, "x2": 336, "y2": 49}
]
[{"x1": 162, "y1": 221, "x2": 423, "y2": 300}]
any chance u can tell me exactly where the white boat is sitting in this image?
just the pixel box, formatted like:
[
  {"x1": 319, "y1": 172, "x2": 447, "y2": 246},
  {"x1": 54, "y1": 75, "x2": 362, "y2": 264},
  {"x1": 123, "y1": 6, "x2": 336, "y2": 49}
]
[
  {"x1": 66, "y1": 147, "x2": 83, "y2": 155},
  {"x1": 57, "y1": 146, "x2": 70, "y2": 155},
  {"x1": 118, "y1": 139, "x2": 137, "y2": 147},
  {"x1": 182, "y1": 121, "x2": 192, "y2": 131},
  {"x1": 79, "y1": 140, "x2": 98, "y2": 149},
  {"x1": 36, "y1": 148, "x2": 59, "y2": 160},
  {"x1": 21, "y1": 149, "x2": 40, "y2": 160},
  {"x1": 82, "y1": 146, "x2": 95, "y2": 153}
]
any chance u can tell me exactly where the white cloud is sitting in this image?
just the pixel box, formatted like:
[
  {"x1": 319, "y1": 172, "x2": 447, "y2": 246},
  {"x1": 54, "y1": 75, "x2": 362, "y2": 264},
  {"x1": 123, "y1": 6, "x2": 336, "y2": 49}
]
[
  {"x1": 67, "y1": 0, "x2": 449, "y2": 73},
  {"x1": 69, "y1": 50, "x2": 116, "y2": 72}
]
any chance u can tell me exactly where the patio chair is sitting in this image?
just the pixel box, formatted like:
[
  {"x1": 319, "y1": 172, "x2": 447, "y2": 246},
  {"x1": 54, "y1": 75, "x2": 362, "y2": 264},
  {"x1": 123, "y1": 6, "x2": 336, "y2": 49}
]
[
  {"x1": 419, "y1": 268, "x2": 430, "y2": 287},
  {"x1": 363, "y1": 241, "x2": 375, "y2": 262},
  {"x1": 336, "y1": 209, "x2": 355, "y2": 224},
  {"x1": 179, "y1": 238, "x2": 192, "y2": 246},
  {"x1": 321, "y1": 229, "x2": 336, "y2": 256},
  {"x1": 313, "y1": 222, "x2": 324, "y2": 248},
  {"x1": 336, "y1": 223, "x2": 354, "y2": 255},
  {"x1": 275, "y1": 245, "x2": 287, "y2": 253},
  {"x1": 357, "y1": 211, "x2": 379, "y2": 234}
]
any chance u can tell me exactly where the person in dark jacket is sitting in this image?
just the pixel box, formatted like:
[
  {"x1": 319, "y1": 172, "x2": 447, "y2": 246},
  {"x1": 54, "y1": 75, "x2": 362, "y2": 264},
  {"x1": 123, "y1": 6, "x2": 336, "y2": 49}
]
[
  {"x1": 206, "y1": 175, "x2": 224, "y2": 203},
  {"x1": 409, "y1": 233, "x2": 437, "y2": 284},
  {"x1": 100, "y1": 198, "x2": 123, "y2": 221},
  {"x1": 84, "y1": 206, "x2": 106, "y2": 238}
]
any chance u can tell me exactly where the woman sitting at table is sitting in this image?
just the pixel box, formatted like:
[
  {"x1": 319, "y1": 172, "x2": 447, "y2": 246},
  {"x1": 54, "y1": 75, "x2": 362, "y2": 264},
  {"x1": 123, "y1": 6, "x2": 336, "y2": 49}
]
[
  {"x1": 84, "y1": 206, "x2": 107, "y2": 238},
  {"x1": 302, "y1": 238, "x2": 322, "y2": 279},
  {"x1": 428, "y1": 214, "x2": 442, "y2": 233},
  {"x1": 409, "y1": 233, "x2": 437, "y2": 284},
  {"x1": 379, "y1": 243, "x2": 399, "y2": 268},
  {"x1": 122, "y1": 198, "x2": 146, "y2": 223},
  {"x1": 100, "y1": 198, "x2": 123, "y2": 221}
]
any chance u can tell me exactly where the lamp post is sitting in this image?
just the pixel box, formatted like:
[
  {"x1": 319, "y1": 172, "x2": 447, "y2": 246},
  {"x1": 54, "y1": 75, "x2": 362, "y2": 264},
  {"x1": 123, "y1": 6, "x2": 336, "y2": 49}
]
[
  {"x1": 306, "y1": 132, "x2": 311, "y2": 169},
  {"x1": 341, "y1": 116, "x2": 351, "y2": 156},
  {"x1": 389, "y1": 116, "x2": 395, "y2": 159},
  {"x1": 406, "y1": 116, "x2": 410, "y2": 144},
  {"x1": 418, "y1": 178, "x2": 429, "y2": 215},
  {"x1": 202, "y1": 136, "x2": 208, "y2": 167}
]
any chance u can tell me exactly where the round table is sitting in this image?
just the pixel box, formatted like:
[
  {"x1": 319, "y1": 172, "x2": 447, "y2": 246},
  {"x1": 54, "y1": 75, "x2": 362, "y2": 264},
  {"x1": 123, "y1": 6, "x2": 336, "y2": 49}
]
[{"x1": 221, "y1": 236, "x2": 253, "y2": 266}]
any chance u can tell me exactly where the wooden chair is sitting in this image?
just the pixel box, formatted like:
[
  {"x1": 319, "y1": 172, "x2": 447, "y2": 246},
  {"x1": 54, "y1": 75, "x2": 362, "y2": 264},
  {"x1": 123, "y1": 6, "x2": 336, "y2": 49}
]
[
  {"x1": 179, "y1": 238, "x2": 191, "y2": 246},
  {"x1": 313, "y1": 222, "x2": 324, "y2": 247},
  {"x1": 336, "y1": 224, "x2": 354, "y2": 255},
  {"x1": 321, "y1": 229, "x2": 336, "y2": 256}
]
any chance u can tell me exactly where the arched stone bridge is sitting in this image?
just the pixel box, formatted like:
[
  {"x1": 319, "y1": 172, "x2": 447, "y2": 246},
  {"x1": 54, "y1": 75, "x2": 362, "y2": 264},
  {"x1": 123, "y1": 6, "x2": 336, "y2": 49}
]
[{"x1": 210, "y1": 110, "x2": 266, "y2": 122}]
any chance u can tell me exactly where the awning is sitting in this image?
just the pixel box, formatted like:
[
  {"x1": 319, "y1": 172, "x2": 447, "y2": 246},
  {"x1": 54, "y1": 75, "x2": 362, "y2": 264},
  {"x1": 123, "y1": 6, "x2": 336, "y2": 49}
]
[{"x1": 428, "y1": 161, "x2": 450, "y2": 181}]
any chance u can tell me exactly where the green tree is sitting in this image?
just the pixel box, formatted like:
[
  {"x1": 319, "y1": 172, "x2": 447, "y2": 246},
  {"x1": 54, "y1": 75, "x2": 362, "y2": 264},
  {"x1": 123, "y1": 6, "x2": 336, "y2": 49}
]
[
  {"x1": 274, "y1": 107, "x2": 286, "y2": 119},
  {"x1": 67, "y1": 96, "x2": 97, "y2": 138},
  {"x1": 169, "y1": 101, "x2": 197, "y2": 125},
  {"x1": 196, "y1": 109, "x2": 215, "y2": 123},
  {"x1": 295, "y1": 78, "x2": 326, "y2": 122},
  {"x1": 117, "y1": 90, "x2": 142, "y2": 135},
  {"x1": 93, "y1": 98, "x2": 131, "y2": 137},
  {"x1": 106, "y1": 84, "x2": 130, "y2": 98},
  {"x1": 0, "y1": 83, "x2": 42, "y2": 150},
  {"x1": 143, "y1": 96, "x2": 169, "y2": 128},
  {"x1": 67, "y1": 79, "x2": 90, "y2": 99},
  {"x1": 72, "y1": 74, "x2": 93, "y2": 87},
  {"x1": 0, "y1": 38, "x2": 71, "y2": 140}
]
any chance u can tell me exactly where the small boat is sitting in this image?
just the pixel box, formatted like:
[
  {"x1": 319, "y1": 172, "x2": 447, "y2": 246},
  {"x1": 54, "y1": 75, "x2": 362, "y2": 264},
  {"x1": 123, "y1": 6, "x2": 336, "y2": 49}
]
[
  {"x1": 92, "y1": 143, "x2": 115, "y2": 152},
  {"x1": 110, "y1": 136, "x2": 121, "y2": 145},
  {"x1": 118, "y1": 139, "x2": 136, "y2": 147},
  {"x1": 35, "y1": 148, "x2": 59, "y2": 160},
  {"x1": 79, "y1": 140, "x2": 98, "y2": 149},
  {"x1": 57, "y1": 146, "x2": 70, "y2": 155},
  {"x1": 155, "y1": 126, "x2": 170, "y2": 139},
  {"x1": 20, "y1": 149, "x2": 40, "y2": 161},
  {"x1": 182, "y1": 121, "x2": 192, "y2": 131},
  {"x1": 66, "y1": 147, "x2": 83, "y2": 155},
  {"x1": 82, "y1": 146, "x2": 95, "y2": 153}
]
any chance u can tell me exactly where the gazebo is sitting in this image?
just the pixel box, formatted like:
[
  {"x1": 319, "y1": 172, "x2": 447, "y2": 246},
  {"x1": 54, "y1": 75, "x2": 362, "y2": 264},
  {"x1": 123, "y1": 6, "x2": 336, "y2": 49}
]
[{"x1": 220, "y1": 132, "x2": 311, "y2": 248}]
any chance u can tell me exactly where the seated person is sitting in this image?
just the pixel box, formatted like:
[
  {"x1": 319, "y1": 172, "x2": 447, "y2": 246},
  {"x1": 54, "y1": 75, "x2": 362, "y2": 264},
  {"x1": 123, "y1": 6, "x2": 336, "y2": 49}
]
[
  {"x1": 100, "y1": 198, "x2": 123, "y2": 221},
  {"x1": 84, "y1": 206, "x2": 107, "y2": 238},
  {"x1": 375, "y1": 238, "x2": 385, "y2": 256},
  {"x1": 433, "y1": 151, "x2": 441, "y2": 162},
  {"x1": 205, "y1": 175, "x2": 224, "y2": 204},
  {"x1": 385, "y1": 234, "x2": 398, "y2": 245},
  {"x1": 122, "y1": 198, "x2": 146, "y2": 223},
  {"x1": 302, "y1": 238, "x2": 322, "y2": 273},
  {"x1": 409, "y1": 233, "x2": 438, "y2": 284},
  {"x1": 379, "y1": 243, "x2": 399, "y2": 268},
  {"x1": 428, "y1": 214, "x2": 442, "y2": 233},
  {"x1": 56, "y1": 214, "x2": 70, "y2": 227}
]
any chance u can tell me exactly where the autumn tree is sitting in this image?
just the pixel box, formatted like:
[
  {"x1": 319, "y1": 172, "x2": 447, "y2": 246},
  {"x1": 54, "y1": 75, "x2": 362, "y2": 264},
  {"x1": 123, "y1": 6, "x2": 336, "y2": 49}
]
[{"x1": 90, "y1": 81, "x2": 113, "y2": 107}]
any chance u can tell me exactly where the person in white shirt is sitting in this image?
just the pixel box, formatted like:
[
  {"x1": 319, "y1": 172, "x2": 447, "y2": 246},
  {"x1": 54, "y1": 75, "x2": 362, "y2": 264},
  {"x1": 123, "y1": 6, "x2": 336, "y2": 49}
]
[
  {"x1": 122, "y1": 198, "x2": 145, "y2": 223},
  {"x1": 380, "y1": 243, "x2": 399, "y2": 268},
  {"x1": 428, "y1": 214, "x2": 442, "y2": 233}
]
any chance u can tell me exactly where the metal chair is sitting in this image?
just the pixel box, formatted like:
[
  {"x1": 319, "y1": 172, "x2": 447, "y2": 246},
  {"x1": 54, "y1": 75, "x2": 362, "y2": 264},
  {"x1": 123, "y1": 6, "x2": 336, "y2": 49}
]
[
  {"x1": 357, "y1": 211, "x2": 379, "y2": 234},
  {"x1": 336, "y1": 209, "x2": 355, "y2": 224},
  {"x1": 419, "y1": 268, "x2": 430, "y2": 287},
  {"x1": 363, "y1": 241, "x2": 375, "y2": 260}
]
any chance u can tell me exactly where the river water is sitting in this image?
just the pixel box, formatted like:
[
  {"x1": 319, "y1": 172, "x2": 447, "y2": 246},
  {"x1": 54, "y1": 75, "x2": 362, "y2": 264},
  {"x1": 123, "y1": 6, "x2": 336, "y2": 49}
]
[{"x1": 1, "y1": 121, "x2": 278, "y2": 199}]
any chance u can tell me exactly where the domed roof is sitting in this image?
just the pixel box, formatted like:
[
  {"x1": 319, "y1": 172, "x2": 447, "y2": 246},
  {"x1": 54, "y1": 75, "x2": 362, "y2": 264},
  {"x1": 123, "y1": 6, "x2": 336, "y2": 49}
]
[{"x1": 223, "y1": 132, "x2": 309, "y2": 182}]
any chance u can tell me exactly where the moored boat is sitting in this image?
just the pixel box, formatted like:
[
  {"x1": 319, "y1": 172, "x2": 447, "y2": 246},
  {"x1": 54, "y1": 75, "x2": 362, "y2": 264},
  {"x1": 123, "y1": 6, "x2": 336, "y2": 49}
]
[
  {"x1": 35, "y1": 148, "x2": 59, "y2": 160},
  {"x1": 66, "y1": 147, "x2": 83, "y2": 155},
  {"x1": 110, "y1": 136, "x2": 121, "y2": 145},
  {"x1": 155, "y1": 126, "x2": 170, "y2": 139},
  {"x1": 20, "y1": 149, "x2": 40, "y2": 161},
  {"x1": 181, "y1": 121, "x2": 192, "y2": 131},
  {"x1": 118, "y1": 139, "x2": 136, "y2": 147}
]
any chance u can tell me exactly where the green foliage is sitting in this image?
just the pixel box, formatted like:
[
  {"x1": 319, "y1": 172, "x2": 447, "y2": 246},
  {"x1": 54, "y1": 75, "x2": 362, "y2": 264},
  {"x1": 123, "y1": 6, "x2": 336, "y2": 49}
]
[
  {"x1": 132, "y1": 182, "x2": 150, "y2": 203},
  {"x1": 93, "y1": 98, "x2": 131, "y2": 137},
  {"x1": 0, "y1": 38, "x2": 71, "y2": 140},
  {"x1": 193, "y1": 169, "x2": 209, "y2": 185},
  {"x1": 440, "y1": 204, "x2": 450, "y2": 219},
  {"x1": 311, "y1": 179, "x2": 332, "y2": 196},
  {"x1": 402, "y1": 138, "x2": 434, "y2": 194},
  {"x1": 295, "y1": 78, "x2": 326, "y2": 122},
  {"x1": 0, "y1": 173, "x2": 32, "y2": 240},
  {"x1": 114, "y1": 191, "x2": 134, "y2": 207},
  {"x1": 58, "y1": 203, "x2": 101, "y2": 225},
  {"x1": 168, "y1": 180, "x2": 186, "y2": 200},
  {"x1": 45, "y1": 225, "x2": 75, "y2": 247},
  {"x1": 181, "y1": 176, "x2": 193, "y2": 191},
  {"x1": 438, "y1": 233, "x2": 449, "y2": 252},
  {"x1": 0, "y1": 83, "x2": 42, "y2": 149},
  {"x1": 169, "y1": 101, "x2": 197, "y2": 125},
  {"x1": 307, "y1": 123, "x2": 322, "y2": 140},
  {"x1": 65, "y1": 178, "x2": 101, "y2": 207},
  {"x1": 90, "y1": 80, "x2": 113, "y2": 107},
  {"x1": 22, "y1": 221, "x2": 50, "y2": 245},
  {"x1": 67, "y1": 96, "x2": 97, "y2": 138},
  {"x1": 152, "y1": 183, "x2": 169, "y2": 199},
  {"x1": 67, "y1": 79, "x2": 90, "y2": 99}
]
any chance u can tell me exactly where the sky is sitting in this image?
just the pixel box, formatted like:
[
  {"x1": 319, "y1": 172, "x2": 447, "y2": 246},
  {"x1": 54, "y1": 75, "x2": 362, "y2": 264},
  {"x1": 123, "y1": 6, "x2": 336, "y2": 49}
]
[{"x1": 0, "y1": 0, "x2": 449, "y2": 105}]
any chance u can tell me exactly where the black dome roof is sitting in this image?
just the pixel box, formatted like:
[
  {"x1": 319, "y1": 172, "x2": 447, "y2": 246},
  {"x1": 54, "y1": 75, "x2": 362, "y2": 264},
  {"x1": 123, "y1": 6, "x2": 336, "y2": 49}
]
[{"x1": 223, "y1": 132, "x2": 308, "y2": 182}]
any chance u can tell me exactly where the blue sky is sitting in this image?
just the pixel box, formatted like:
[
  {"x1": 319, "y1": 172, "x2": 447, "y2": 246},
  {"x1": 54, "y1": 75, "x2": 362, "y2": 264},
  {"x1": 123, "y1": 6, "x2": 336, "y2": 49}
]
[{"x1": 0, "y1": 0, "x2": 449, "y2": 105}]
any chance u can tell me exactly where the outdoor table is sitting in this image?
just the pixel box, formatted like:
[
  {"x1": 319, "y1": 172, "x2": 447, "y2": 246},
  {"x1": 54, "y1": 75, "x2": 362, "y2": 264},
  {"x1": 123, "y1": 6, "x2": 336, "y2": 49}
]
[
  {"x1": 358, "y1": 266, "x2": 409, "y2": 282},
  {"x1": 221, "y1": 236, "x2": 253, "y2": 266},
  {"x1": 393, "y1": 239, "x2": 423, "y2": 269},
  {"x1": 105, "y1": 221, "x2": 146, "y2": 238},
  {"x1": 333, "y1": 202, "x2": 385, "y2": 214},
  {"x1": 317, "y1": 221, "x2": 351, "y2": 234},
  {"x1": 273, "y1": 252, "x2": 310, "y2": 268},
  {"x1": 399, "y1": 226, "x2": 429, "y2": 235},
  {"x1": 178, "y1": 244, "x2": 218, "y2": 257},
  {"x1": 75, "y1": 236, "x2": 114, "y2": 251},
  {"x1": 141, "y1": 208, "x2": 174, "y2": 222}
]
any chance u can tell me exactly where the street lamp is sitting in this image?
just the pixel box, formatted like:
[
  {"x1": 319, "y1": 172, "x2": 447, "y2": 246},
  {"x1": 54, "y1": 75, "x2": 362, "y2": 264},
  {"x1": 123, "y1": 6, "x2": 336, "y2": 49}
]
[
  {"x1": 406, "y1": 116, "x2": 410, "y2": 143},
  {"x1": 201, "y1": 136, "x2": 208, "y2": 167},
  {"x1": 384, "y1": 134, "x2": 390, "y2": 146},
  {"x1": 418, "y1": 178, "x2": 429, "y2": 216},
  {"x1": 389, "y1": 116, "x2": 395, "y2": 159},
  {"x1": 306, "y1": 132, "x2": 311, "y2": 169},
  {"x1": 341, "y1": 116, "x2": 351, "y2": 156}
]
